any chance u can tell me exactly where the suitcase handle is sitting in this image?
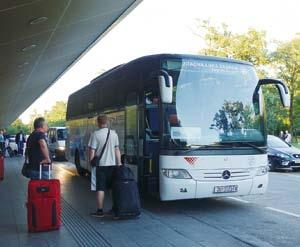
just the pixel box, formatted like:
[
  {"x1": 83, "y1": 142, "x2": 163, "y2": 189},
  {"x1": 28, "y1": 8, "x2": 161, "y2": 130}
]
[{"x1": 39, "y1": 163, "x2": 51, "y2": 180}]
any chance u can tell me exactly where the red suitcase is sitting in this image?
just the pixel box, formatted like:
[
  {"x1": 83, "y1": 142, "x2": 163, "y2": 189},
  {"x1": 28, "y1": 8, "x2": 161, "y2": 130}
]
[
  {"x1": 0, "y1": 155, "x2": 4, "y2": 180},
  {"x1": 27, "y1": 164, "x2": 61, "y2": 232}
]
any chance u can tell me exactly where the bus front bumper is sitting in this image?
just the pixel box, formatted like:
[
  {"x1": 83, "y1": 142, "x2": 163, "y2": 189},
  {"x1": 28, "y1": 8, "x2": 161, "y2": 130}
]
[{"x1": 160, "y1": 174, "x2": 268, "y2": 201}]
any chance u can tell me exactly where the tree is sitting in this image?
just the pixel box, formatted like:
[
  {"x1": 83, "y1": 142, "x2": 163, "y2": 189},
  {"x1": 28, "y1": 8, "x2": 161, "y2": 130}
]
[
  {"x1": 195, "y1": 20, "x2": 291, "y2": 135},
  {"x1": 294, "y1": 95, "x2": 300, "y2": 137},
  {"x1": 196, "y1": 20, "x2": 269, "y2": 76},
  {"x1": 262, "y1": 86, "x2": 289, "y2": 135},
  {"x1": 28, "y1": 109, "x2": 43, "y2": 131},
  {"x1": 7, "y1": 119, "x2": 30, "y2": 135},
  {"x1": 27, "y1": 101, "x2": 67, "y2": 130},
  {"x1": 45, "y1": 101, "x2": 67, "y2": 127},
  {"x1": 272, "y1": 38, "x2": 300, "y2": 136}
]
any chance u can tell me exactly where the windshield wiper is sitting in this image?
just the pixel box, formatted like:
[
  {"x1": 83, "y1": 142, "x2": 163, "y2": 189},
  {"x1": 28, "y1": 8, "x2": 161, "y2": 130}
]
[{"x1": 219, "y1": 141, "x2": 266, "y2": 154}]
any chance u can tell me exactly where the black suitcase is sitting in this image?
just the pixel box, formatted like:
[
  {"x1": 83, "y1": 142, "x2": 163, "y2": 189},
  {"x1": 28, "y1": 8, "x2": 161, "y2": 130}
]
[{"x1": 112, "y1": 165, "x2": 141, "y2": 218}]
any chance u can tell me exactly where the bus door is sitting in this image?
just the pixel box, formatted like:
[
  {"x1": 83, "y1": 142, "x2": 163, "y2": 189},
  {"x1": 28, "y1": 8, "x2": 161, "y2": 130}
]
[
  {"x1": 125, "y1": 93, "x2": 139, "y2": 183},
  {"x1": 143, "y1": 89, "x2": 160, "y2": 196}
]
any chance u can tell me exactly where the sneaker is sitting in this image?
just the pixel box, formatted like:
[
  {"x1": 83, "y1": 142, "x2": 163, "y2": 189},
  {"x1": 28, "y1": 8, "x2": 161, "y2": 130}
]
[{"x1": 90, "y1": 210, "x2": 104, "y2": 218}]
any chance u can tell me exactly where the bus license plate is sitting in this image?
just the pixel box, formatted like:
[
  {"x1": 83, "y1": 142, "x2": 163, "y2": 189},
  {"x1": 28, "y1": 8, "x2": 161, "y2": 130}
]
[{"x1": 213, "y1": 185, "x2": 238, "y2": 193}]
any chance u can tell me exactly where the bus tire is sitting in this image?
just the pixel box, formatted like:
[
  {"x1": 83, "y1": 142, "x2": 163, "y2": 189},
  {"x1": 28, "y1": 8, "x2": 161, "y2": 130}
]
[{"x1": 75, "y1": 150, "x2": 86, "y2": 176}]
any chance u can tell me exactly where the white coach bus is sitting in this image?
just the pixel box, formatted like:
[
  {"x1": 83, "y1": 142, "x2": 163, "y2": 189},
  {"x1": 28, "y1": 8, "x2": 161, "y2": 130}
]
[{"x1": 66, "y1": 54, "x2": 290, "y2": 201}]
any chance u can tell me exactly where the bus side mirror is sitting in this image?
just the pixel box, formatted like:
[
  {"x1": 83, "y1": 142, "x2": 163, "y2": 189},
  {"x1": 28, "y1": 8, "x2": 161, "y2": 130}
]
[
  {"x1": 254, "y1": 79, "x2": 290, "y2": 108},
  {"x1": 159, "y1": 75, "x2": 173, "y2": 103},
  {"x1": 275, "y1": 83, "x2": 290, "y2": 107}
]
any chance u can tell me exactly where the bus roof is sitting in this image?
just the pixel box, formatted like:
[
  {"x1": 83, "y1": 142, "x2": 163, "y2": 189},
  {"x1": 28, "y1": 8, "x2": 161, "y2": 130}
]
[
  {"x1": 66, "y1": 54, "x2": 254, "y2": 120},
  {"x1": 89, "y1": 53, "x2": 252, "y2": 84},
  {"x1": 130, "y1": 53, "x2": 253, "y2": 66},
  {"x1": 90, "y1": 64, "x2": 124, "y2": 84}
]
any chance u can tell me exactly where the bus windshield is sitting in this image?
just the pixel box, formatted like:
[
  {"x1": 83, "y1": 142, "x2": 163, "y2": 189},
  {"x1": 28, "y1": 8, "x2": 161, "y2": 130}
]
[{"x1": 162, "y1": 58, "x2": 265, "y2": 149}]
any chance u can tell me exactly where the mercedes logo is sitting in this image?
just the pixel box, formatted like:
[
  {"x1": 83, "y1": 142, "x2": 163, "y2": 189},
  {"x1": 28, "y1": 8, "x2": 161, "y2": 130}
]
[{"x1": 222, "y1": 170, "x2": 231, "y2": 179}]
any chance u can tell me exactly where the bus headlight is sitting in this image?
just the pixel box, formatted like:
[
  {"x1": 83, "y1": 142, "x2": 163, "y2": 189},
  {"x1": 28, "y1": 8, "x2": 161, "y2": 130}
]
[
  {"x1": 256, "y1": 166, "x2": 268, "y2": 176},
  {"x1": 162, "y1": 169, "x2": 192, "y2": 179}
]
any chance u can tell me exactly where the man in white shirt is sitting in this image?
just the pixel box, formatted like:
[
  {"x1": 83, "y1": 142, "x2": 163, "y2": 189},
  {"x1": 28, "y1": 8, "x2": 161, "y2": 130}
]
[
  {"x1": 16, "y1": 130, "x2": 26, "y2": 156},
  {"x1": 88, "y1": 114, "x2": 122, "y2": 217},
  {"x1": 284, "y1": 130, "x2": 292, "y2": 144}
]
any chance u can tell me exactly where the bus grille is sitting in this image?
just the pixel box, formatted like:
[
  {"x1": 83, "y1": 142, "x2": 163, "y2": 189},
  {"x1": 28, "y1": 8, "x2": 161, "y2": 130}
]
[{"x1": 191, "y1": 169, "x2": 252, "y2": 181}]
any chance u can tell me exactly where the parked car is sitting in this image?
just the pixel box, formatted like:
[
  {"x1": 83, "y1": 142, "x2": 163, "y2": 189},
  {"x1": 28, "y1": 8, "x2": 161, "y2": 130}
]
[
  {"x1": 47, "y1": 127, "x2": 67, "y2": 161},
  {"x1": 267, "y1": 135, "x2": 300, "y2": 171}
]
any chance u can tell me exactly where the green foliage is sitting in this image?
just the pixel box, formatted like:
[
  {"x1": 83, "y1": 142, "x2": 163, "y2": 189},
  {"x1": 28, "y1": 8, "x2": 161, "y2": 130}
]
[
  {"x1": 263, "y1": 86, "x2": 289, "y2": 135},
  {"x1": 271, "y1": 38, "x2": 300, "y2": 135},
  {"x1": 196, "y1": 20, "x2": 298, "y2": 135},
  {"x1": 7, "y1": 101, "x2": 67, "y2": 135},
  {"x1": 272, "y1": 39, "x2": 300, "y2": 89},
  {"x1": 28, "y1": 109, "x2": 43, "y2": 131},
  {"x1": 48, "y1": 120, "x2": 66, "y2": 127},
  {"x1": 7, "y1": 119, "x2": 30, "y2": 135},
  {"x1": 44, "y1": 101, "x2": 67, "y2": 126},
  {"x1": 294, "y1": 95, "x2": 300, "y2": 135},
  {"x1": 197, "y1": 20, "x2": 269, "y2": 73}
]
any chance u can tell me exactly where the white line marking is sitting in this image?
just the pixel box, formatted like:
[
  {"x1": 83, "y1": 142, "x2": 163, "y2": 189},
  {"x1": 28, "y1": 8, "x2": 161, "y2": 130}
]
[
  {"x1": 228, "y1": 197, "x2": 250, "y2": 204},
  {"x1": 265, "y1": 207, "x2": 300, "y2": 218},
  {"x1": 228, "y1": 196, "x2": 300, "y2": 219},
  {"x1": 57, "y1": 166, "x2": 77, "y2": 176}
]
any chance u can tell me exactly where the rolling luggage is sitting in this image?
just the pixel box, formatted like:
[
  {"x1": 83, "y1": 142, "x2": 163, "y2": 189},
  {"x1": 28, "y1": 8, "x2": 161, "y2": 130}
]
[
  {"x1": 0, "y1": 155, "x2": 4, "y2": 180},
  {"x1": 112, "y1": 165, "x2": 141, "y2": 218},
  {"x1": 27, "y1": 164, "x2": 61, "y2": 232}
]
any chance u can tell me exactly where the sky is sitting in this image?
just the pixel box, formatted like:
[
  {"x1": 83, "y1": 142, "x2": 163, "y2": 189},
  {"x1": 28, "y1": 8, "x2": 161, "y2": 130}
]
[{"x1": 20, "y1": 0, "x2": 300, "y2": 123}]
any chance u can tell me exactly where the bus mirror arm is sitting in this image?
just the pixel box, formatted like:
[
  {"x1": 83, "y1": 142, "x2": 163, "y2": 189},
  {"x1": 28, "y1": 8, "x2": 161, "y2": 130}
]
[
  {"x1": 150, "y1": 70, "x2": 171, "y2": 87},
  {"x1": 254, "y1": 79, "x2": 290, "y2": 108}
]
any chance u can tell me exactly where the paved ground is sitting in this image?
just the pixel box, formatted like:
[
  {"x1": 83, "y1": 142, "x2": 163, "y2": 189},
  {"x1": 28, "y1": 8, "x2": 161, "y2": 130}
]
[{"x1": 0, "y1": 157, "x2": 300, "y2": 247}]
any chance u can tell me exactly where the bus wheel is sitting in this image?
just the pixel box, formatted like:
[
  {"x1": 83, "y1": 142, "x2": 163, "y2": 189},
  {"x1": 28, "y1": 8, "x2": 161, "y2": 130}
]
[{"x1": 75, "y1": 150, "x2": 86, "y2": 176}]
